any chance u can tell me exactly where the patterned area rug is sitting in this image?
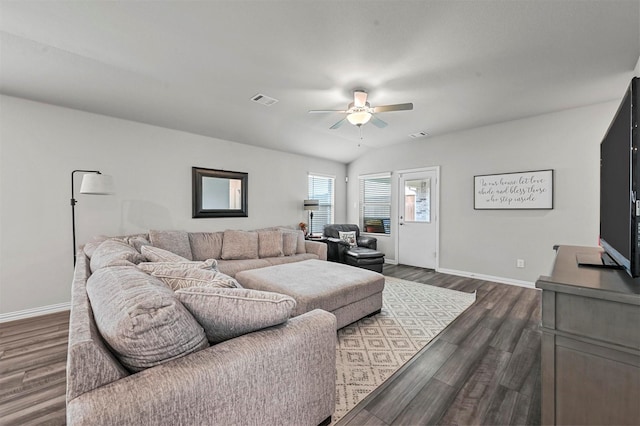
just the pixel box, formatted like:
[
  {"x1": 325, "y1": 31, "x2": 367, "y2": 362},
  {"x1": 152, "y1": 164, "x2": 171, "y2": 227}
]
[{"x1": 333, "y1": 276, "x2": 476, "y2": 424}]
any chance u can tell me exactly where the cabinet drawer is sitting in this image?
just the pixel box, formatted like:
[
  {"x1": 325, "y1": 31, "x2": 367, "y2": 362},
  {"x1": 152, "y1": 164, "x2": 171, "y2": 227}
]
[{"x1": 555, "y1": 293, "x2": 640, "y2": 349}]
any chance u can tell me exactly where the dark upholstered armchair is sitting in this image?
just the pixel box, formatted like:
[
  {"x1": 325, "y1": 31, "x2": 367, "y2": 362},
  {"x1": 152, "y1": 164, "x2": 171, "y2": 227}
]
[{"x1": 323, "y1": 224, "x2": 377, "y2": 263}]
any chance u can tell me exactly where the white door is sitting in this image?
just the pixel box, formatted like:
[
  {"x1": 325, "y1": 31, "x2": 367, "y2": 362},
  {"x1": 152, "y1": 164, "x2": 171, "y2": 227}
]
[{"x1": 397, "y1": 168, "x2": 439, "y2": 269}]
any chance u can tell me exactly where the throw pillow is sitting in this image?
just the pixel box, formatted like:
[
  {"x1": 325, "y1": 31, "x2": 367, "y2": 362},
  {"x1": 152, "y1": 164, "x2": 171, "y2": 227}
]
[
  {"x1": 148, "y1": 230, "x2": 193, "y2": 260},
  {"x1": 339, "y1": 231, "x2": 357, "y2": 247},
  {"x1": 85, "y1": 235, "x2": 150, "y2": 258},
  {"x1": 119, "y1": 236, "x2": 151, "y2": 253},
  {"x1": 142, "y1": 245, "x2": 190, "y2": 263},
  {"x1": 90, "y1": 239, "x2": 146, "y2": 272},
  {"x1": 221, "y1": 230, "x2": 259, "y2": 260},
  {"x1": 282, "y1": 231, "x2": 298, "y2": 256},
  {"x1": 139, "y1": 264, "x2": 241, "y2": 291},
  {"x1": 87, "y1": 266, "x2": 209, "y2": 372},
  {"x1": 83, "y1": 235, "x2": 109, "y2": 258},
  {"x1": 137, "y1": 258, "x2": 217, "y2": 273},
  {"x1": 174, "y1": 287, "x2": 296, "y2": 344},
  {"x1": 258, "y1": 230, "x2": 284, "y2": 258}
]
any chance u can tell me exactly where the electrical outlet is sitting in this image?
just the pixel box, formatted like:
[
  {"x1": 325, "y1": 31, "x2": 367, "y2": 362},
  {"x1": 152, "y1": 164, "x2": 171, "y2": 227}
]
[{"x1": 516, "y1": 259, "x2": 525, "y2": 268}]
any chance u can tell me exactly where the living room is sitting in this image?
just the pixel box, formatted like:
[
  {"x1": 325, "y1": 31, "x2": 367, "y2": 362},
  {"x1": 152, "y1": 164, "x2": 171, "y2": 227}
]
[{"x1": 1, "y1": 1, "x2": 639, "y2": 425}]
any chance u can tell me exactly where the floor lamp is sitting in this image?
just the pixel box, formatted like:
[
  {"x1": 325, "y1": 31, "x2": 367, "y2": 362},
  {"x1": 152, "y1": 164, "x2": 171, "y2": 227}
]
[
  {"x1": 303, "y1": 199, "x2": 319, "y2": 236},
  {"x1": 71, "y1": 170, "x2": 115, "y2": 266}
]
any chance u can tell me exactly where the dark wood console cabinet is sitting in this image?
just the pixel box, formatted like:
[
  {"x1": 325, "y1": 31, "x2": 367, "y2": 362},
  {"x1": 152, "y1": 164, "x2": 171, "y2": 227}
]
[{"x1": 535, "y1": 245, "x2": 640, "y2": 425}]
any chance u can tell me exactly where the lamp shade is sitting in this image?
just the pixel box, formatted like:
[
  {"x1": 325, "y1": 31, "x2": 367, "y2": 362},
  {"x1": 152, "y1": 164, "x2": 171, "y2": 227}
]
[
  {"x1": 303, "y1": 199, "x2": 319, "y2": 211},
  {"x1": 80, "y1": 173, "x2": 115, "y2": 195}
]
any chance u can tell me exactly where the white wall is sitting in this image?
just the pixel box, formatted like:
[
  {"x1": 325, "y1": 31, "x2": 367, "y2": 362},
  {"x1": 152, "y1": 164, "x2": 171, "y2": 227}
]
[
  {"x1": 347, "y1": 101, "x2": 620, "y2": 284},
  {"x1": 0, "y1": 95, "x2": 347, "y2": 315}
]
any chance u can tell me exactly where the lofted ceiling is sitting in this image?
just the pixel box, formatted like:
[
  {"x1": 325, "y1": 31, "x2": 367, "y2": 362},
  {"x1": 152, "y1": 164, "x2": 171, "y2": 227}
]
[{"x1": 1, "y1": 1, "x2": 638, "y2": 164}]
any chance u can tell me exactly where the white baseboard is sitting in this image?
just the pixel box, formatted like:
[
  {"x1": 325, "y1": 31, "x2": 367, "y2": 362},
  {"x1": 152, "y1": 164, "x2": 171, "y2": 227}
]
[
  {"x1": 0, "y1": 302, "x2": 70, "y2": 323},
  {"x1": 384, "y1": 258, "x2": 398, "y2": 265},
  {"x1": 437, "y1": 268, "x2": 536, "y2": 289}
]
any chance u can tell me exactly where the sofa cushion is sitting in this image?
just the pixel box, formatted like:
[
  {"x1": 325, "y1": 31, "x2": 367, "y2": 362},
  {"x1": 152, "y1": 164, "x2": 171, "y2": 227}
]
[
  {"x1": 149, "y1": 230, "x2": 193, "y2": 260},
  {"x1": 264, "y1": 253, "x2": 318, "y2": 267},
  {"x1": 90, "y1": 240, "x2": 146, "y2": 272},
  {"x1": 138, "y1": 264, "x2": 241, "y2": 291},
  {"x1": 174, "y1": 287, "x2": 296, "y2": 344},
  {"x1": 86, "y1": 266, "x2": 209, "y2": 372},
  {"x1": 221, "y1": 230, "x2": 259, "y2": 260},
  {"x1": 189, "y1": 232, "x2": 224, "y2": 260},
  {"x1": 258, "y1": 230, "x2": 283, "y2": 258},
  {"x1": 282, "y1": 232, "x2": 298, "y2": 256},
  {"x1": 279, "y1": 228, "x2": 306, "y2": 254},
  {"x1": 142, "y1": 245, "x2": 190, "y2": 263},
  {"x1": 216, "y1": 259, "x2": 271, "y2": 277}
]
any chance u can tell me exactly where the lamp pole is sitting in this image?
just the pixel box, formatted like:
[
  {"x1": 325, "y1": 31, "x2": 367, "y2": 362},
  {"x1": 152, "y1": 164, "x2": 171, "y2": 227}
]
[{"x1": 71, "y1": 170, "x2": 101, "y2": 266}]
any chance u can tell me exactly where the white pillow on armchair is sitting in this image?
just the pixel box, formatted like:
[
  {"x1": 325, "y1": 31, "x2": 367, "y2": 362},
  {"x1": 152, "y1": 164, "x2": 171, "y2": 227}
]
[{"x1": 338, "y1": 231, "x2": 357, "y2": 247}]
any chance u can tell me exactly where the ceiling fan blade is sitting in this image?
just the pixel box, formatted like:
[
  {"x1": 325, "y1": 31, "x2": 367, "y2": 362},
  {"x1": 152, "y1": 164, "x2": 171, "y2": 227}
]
[
  {"x1": 353, "y1": 90, "x2": 368, "y2": 108},
  {"x1": 330, "y1": 117, "x2": 348, "y2": 129},
  {"x1": 372, "y1": 103, "x2": 413, "y2": 113},
  {"x1": 370, "y1": 115, "x2": 388, "y2": 128},
  {"x1": 308, "y1": 109, "x2": 348, "y2": 113}
]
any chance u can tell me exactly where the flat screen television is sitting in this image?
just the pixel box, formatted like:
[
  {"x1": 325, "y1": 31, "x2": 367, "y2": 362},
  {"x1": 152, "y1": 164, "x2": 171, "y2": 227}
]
[{"x1": 600, "y1": 77, "x2": 639, "y2": 277}]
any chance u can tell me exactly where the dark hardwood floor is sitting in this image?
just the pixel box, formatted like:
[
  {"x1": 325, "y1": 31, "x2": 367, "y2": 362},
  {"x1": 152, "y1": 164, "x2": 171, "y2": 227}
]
[
  {"x1": 0, "y1": 310, "x2": 69, "y2": 425},
  {"x1": 337, "y1": 264, "x2": 542, "y2": 426},
  {"x1": 0, "y1": 265, "x2": 541, "y2": 425}
]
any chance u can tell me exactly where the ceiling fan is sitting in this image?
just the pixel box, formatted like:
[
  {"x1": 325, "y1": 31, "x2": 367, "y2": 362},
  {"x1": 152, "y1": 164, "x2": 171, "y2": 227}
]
[{"x1": 309, "y1": 90, "x2": 413, "y2": 130}]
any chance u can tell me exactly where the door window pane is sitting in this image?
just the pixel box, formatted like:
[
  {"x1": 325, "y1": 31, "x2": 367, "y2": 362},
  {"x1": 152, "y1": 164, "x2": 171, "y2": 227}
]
[{"x1": 404, "y1": 178, "x2": 430, "y2": 222}]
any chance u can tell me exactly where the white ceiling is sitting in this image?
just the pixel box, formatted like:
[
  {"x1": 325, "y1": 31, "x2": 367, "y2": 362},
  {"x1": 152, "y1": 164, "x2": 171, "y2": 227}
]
[{"x1": 1, "y1": 1, "x2": 639, "y2": 164}]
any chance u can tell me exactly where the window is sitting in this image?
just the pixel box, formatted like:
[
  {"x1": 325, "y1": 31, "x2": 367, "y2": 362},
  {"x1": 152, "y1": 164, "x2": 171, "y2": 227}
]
[
  {"x1": 359, "y1": 173, "x2": 391, "y2": 235},
  {"x1": 307, "y1": 174, "x2": 334, "y2": 234},
  {"x1": 403, "y1": 178, "x2": 430, "y2": 223}
]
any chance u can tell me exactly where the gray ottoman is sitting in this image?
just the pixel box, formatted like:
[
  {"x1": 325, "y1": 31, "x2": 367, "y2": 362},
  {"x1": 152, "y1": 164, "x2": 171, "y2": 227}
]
[{"x1": 235, "y1": 259, "x2": 384, "y2": 329}]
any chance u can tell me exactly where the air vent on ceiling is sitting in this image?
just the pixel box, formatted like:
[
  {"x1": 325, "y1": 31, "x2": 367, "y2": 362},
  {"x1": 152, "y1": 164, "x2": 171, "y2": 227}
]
[
  {"x1": 408, "y1": 131, "x2": 429, "y2": 138},
  {"x1": 251, "y1": 93, "x2": 279, "y2": 106}
]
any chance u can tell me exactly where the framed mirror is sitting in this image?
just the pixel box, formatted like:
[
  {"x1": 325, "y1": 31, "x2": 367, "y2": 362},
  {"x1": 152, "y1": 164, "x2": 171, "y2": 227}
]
[{"x1": 192, "y1": 167, "x2": 248, "y2": 218}]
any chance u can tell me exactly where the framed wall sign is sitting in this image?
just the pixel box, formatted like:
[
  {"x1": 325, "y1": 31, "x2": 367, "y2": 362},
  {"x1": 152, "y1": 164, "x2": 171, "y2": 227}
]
[{"x1": 474, "y1": 169, "x2": 554, "y2": 210}]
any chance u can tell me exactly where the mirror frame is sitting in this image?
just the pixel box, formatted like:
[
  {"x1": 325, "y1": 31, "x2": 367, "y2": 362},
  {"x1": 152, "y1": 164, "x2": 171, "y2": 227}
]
[{"x1": 192, "y1": 167, "x2": 248, "y2": 218}]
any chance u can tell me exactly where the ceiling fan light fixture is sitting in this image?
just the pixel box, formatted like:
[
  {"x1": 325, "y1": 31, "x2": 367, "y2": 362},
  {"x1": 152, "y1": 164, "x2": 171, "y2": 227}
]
[{"x1": 347, "y1": 111, "x2": 372, "y2": 126}]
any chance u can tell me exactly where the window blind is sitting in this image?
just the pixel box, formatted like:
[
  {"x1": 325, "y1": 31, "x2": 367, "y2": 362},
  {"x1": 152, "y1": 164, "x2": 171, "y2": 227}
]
[
  {"x1": 359, "y1": 174, "x2": 391, "y2": 234},
  {"x1": 308, "y1": 174, "x2": 335, "y2": 234}
]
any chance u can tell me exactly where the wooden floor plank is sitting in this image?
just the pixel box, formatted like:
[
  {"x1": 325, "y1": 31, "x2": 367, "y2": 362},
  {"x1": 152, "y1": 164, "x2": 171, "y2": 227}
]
[
  {"x1": 482, "y1": 385, "x2": 519, "y2": 426},
  {"x1": 438, "y1": 346, "x2": 512, "y2": 426},
  {"x1": 0, "y1": 312, "x2": 69, "y2": 338},
  {"x1": 339, "y1": 408, "x2": 388, "y2": 426},
  {"x1": 490, "y1": 288, "x2": 539, "y2": 353},
  {"x1": 390, "y1": 378, "x2": 458, "y2": 425},
  {"x1": 366, "y1": 339, "x2": 458, "y2": 423},
  {"x1": 499, "y1": 327, "x2": 542, "y2": 392}
]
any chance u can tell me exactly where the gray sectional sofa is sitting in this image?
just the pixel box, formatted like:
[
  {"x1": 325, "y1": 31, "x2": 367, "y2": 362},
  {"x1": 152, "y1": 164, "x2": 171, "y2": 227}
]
[
  {"x1": 66, "y1": 227, "x2": 336, "y2": 425},
  {"x1": 81, "y1": 228, "x2": 327, "y2": 277}
]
